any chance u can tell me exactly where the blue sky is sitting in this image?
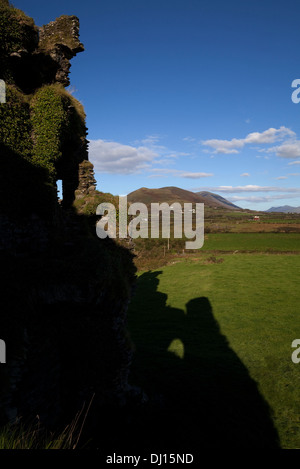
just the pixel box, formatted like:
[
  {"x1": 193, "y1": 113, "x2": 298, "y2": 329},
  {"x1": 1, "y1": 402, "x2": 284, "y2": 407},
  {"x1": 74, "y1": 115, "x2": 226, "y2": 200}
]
[{"x1": 14, "y1": 0, "x2": 300, "y2": 210}]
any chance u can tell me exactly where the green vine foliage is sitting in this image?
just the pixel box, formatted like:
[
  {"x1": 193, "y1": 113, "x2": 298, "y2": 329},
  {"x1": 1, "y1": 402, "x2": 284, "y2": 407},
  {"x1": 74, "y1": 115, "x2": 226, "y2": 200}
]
[
  {"x1": 0, "y1": 3, "x2": 36, "y2": 53},
  {"x1": 0, "y1": 3, "x2": 37, "y2": 83},
  {"x1": 29, "y1": 84, "x2": 87, "y2": 183},
  {"x1": 30, "y1": 85, "x2": 68, "y2": 182},
  {"x1": 0, "y1": 81, "x2": 87, "y2": 186},
  {"x1": 0, "y1": 85, "x2": 33, "y2": 159},
  {"x1": 0, "y1": 87, "x2": 58, "y2": 218}
]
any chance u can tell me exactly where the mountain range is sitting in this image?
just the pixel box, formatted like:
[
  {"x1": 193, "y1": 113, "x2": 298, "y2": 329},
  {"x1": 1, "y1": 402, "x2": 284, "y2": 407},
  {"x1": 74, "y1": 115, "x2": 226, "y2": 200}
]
[
  {"x1": 127, "y1": 186, "x2": 241, "y2": 210},
  {"x1": 265, "y1": 205, "x2": 300, "y2": 213}
]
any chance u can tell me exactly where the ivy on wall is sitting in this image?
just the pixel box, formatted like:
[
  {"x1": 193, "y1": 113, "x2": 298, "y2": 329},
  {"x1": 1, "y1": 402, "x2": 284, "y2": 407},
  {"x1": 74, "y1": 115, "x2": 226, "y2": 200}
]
[
  {"x1": 0, "y1": 2, "x2": 37, "y2": 83},
  {"x1": 0, "y1": 81, "x2": 87, "y2": 187},
  {"x1": 0, "y1": 2, "x2": 36, "y2": 52},
  {"x1": 0, "y1": 85, "x2": 33, "y2": 159},
  {"x1": 0, "y1": 2, "x2": 87, "y2": 187},
  {"x1": 30, "y1": 85, "x2": 68, "y2": 182}
]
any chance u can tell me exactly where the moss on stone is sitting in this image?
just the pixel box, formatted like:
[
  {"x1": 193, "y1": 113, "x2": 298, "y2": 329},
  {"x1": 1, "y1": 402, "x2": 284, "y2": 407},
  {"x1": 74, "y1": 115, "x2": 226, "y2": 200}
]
[
  {"x1": 30, "y1": 85, "x2": 67, "y2": 181},
  {"x1": 0, "y1": 85, "x2": 33, "y2": 159},
  {"x1": 29, "y1": 84, "x2": 88, "y2": 184},
  {"x1": 0, "y1": 3, "x2": 36, "y2": 55}
]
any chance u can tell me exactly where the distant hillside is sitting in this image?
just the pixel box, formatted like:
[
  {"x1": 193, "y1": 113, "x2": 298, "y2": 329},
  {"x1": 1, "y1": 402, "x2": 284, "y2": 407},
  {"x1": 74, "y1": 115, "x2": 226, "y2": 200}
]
[
  {"x1": 195, "y1": 191, "x2": 240, "y2": 210},
  {"x1": 265, "y1": 205, "x2": 300, "y2": 213},
  {"x1": 127, "y1": 186, "x2": 240, "y2": 209}
]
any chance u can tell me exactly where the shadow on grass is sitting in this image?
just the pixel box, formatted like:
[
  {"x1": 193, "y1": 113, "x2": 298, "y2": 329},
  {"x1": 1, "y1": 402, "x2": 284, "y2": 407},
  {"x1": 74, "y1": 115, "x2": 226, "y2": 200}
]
[{"x1": 122, "y1": 270, "x2": 280, "y2": 450}]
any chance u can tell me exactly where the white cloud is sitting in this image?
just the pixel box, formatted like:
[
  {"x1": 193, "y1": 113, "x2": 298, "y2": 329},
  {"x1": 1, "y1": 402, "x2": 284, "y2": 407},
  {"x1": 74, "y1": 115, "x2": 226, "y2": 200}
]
[
  {"x1": 244, "y1": 127, "x2": 295, "y2": 144},
  {"x1": 89, "y1": 139, "x2": 158, "y2": 174},
  {"x1": 194, "y1": 185, "x2": 300, "y2": 193},
  {"x1": 240, "y1": 173, "x2": 250, "y2": 177},
  {"x1": 227, "y1": 193, "x2": 300, "y2": 203},
  {"x1": 140, "y1": 135, "x2": 161, "y2": 145},
  {"x1": 201, "y1": 138, "x2": 243, "y2": 154},
  {"x1": 274, "y1": 176, "x2": 288, "y2": 180},
  {"x1": 66, "y1": 85, "x2": 78, "y2": 95},
  {"x1": 256, "y1": 154, "x2": 271, "y2": 159},
  {"x1": 183, "y1": 136, "x2": 196, "y2": 142},
  {"x1": 268, "y1": 141, "x2": 300, "y2": 159},
  {"x1": 149, "y1": 168, "x2": 213, "y2": 179},
  {"x1": 202, "y1": 126, "x2": 295, "y2": 154},
  {"x1": 179, "y1": 172, "x2": 214, "y2": 179},
  {"x1": 170, "y1": 152, "x2": 190, "y2": 157},
  {"x1": 133, "y1": 135, "x2": 190, "y2": 160},
  {"x1": 89, "y1": 137, "x2": 193, "y2": 175},
  {"x1": 288, "y1": 160, "x2": 300, "y2": 165},
  {"x1": 153, "y1": 158, "x2": 177, "y2": 166}
]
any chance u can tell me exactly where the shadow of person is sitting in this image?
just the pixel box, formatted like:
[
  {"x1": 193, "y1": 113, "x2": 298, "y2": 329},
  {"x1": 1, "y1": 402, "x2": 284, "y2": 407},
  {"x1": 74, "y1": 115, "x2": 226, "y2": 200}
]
[
  {"x1": 124, "y1": 271, "x2": 280, "y2": 450},
  {"x1": 181, "y1": 297, "x2": 279, "y2": 448}
]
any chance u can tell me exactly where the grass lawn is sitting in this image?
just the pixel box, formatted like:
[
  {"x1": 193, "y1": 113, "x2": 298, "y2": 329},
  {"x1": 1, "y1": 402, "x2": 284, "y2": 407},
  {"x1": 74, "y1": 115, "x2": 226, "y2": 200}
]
[
  {"x1": 127, "y1": 253, "x2": 300, "y2": 449},
  {"x1": 203, "y1": 232, "x2": 300, "y2": 251}
]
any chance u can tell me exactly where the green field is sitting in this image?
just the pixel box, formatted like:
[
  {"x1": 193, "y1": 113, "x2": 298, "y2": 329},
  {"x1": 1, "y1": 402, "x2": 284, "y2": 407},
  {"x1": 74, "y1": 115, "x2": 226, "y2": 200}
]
[
  {"x1": 127, "y1": 252, "x2": 300, "y2": 449},
  {"x1": 203, "y1": 232, "x2": 300, "y2": 251}
]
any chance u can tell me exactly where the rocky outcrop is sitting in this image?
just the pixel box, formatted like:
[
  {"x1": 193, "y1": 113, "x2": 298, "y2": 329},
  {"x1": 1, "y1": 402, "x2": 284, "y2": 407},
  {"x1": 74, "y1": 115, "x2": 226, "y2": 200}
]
[{"x1": 0, "y1": 3, "x2": 136, "y2": 437}]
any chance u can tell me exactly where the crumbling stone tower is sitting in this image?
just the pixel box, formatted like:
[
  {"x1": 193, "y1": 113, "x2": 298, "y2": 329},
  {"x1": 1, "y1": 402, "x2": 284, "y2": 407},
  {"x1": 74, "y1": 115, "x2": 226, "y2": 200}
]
[{"x1": 0, "y1": 2, "x2": 136, "y2": 434}]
